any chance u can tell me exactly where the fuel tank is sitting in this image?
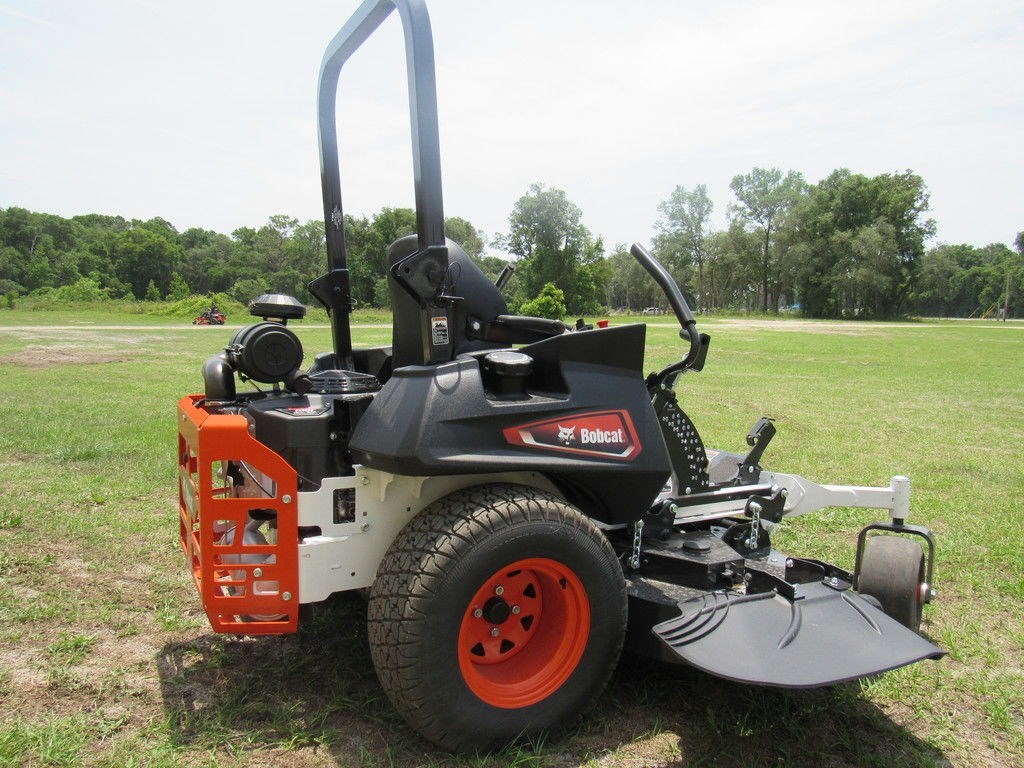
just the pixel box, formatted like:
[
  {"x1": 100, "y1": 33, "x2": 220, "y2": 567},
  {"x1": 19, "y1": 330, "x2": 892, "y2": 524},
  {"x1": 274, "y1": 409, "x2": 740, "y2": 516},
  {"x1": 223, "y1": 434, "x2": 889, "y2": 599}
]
[{"x1": 348, "y1": 324, "x2": 672, "y2": 525}]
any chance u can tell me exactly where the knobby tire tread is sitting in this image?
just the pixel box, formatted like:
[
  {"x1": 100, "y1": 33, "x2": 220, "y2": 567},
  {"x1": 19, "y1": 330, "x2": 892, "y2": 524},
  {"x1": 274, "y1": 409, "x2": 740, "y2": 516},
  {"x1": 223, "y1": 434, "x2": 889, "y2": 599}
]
[{"x1": 367, "y1": 483, "x2": 625, "y2": 751}]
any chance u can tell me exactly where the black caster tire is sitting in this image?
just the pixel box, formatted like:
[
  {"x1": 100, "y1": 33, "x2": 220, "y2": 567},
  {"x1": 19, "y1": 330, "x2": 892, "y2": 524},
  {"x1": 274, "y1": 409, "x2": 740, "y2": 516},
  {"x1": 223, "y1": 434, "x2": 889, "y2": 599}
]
[
  {"x1": 857, "y1": 535, "x2": 926, "y2": 631},
  {"x1": 367, "y1": 484, "x2": 627, "y2": 752}
]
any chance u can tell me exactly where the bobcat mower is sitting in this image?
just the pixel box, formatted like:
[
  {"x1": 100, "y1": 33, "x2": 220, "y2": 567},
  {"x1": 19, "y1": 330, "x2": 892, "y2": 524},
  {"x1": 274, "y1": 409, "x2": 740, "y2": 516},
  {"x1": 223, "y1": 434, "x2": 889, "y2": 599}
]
[{"x1": 176, "y1": 0, "x2": 944, "y2": 752}]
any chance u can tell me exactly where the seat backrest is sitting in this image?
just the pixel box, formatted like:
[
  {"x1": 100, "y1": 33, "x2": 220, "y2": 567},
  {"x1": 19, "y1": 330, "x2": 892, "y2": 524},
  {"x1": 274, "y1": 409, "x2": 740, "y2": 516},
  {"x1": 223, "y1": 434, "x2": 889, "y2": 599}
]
[{"x1": 387, "y1": 235, "x2": 509, "y2": 368}]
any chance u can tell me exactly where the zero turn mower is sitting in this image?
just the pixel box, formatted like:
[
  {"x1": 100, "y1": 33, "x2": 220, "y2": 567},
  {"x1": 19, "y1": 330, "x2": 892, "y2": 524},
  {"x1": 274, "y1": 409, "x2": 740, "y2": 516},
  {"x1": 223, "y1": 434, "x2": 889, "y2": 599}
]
[{"x1": 177, "y1": 0, "x2": 944, "y2": 751}]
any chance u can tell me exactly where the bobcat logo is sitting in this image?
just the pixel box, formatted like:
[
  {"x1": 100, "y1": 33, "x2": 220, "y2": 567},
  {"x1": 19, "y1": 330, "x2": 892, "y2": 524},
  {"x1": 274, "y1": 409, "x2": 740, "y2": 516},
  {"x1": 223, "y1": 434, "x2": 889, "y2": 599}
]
[{"x1": 504, "y1": 411, "x2": 641, "y2": 461}]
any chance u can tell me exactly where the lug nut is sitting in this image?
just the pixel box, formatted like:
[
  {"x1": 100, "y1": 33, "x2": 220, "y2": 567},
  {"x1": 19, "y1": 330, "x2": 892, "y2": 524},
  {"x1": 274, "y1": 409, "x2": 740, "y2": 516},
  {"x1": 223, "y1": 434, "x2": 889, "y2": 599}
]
[
  {"x1": 490, "y1": 627, "x2": 500, "y2": 637},
  {"x1": 473, "y1": 608, "x2": 483, "y2": 618},
  {"x1": 511, "y1": 605, "x2": 521, "y2": 615},
  {"x1": 495, "y1": 586, "x2": 504, "y2": 596}
]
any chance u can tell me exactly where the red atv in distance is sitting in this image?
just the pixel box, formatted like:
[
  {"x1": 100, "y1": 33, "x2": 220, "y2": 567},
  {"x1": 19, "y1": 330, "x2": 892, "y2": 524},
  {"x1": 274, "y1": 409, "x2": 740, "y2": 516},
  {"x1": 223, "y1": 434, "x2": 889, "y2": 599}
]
[{"x1": 192, "y1": 306, "x2": 226, "y2": 325}]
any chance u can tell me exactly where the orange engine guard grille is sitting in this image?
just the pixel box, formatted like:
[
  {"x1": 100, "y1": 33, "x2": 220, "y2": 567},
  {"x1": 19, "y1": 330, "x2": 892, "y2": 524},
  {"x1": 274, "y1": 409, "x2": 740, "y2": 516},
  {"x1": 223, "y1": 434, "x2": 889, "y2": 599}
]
[{"x1": 178, "y1": 395, "x2": 299, "y2": 634}]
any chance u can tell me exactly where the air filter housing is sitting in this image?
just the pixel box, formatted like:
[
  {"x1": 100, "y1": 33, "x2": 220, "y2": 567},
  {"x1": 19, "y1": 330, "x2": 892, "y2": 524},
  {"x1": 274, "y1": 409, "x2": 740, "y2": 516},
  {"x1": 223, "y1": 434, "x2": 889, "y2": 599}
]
[{"x1": 228, "y1": 322, "x2": 304, "y2": 384}]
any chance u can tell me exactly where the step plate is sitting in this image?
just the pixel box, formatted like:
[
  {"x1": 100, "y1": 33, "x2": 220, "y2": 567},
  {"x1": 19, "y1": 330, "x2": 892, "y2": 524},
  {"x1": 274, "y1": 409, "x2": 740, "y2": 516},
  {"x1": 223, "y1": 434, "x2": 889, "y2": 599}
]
[{"x1": 652, "y1": 581, "x2": 945, "y2": 688}]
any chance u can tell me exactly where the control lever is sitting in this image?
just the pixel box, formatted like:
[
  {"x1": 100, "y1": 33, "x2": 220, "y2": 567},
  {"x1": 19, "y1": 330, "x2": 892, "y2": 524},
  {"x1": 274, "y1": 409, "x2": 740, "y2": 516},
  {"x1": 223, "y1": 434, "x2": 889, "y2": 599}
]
[
  {"x1": 495, "y1": 264, "x2": 515, "y2": 292},
  {"x1": 737, "y1": 417, "x2": 776, "y2": 481}
]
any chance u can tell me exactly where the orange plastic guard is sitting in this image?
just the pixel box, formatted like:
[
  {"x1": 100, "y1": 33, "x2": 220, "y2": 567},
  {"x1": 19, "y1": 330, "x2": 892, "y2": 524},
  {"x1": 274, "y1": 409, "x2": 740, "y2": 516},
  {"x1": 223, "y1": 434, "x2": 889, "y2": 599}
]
[{"x1": 178, "y1": 395, "x2": 299, "y2": 634}]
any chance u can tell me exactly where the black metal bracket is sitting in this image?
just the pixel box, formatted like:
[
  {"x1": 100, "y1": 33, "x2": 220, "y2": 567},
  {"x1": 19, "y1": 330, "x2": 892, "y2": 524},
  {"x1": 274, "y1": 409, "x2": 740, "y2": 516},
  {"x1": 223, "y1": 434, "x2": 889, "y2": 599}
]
[
  {"x1": 785, "y1": 557, "x2": 854, "y2": 588},
  {"x1": 745, "y1": 485, "x2": 786, "y2": 524},
  {"x1": 737, "y1": 417, "x2": 775, "y2": 479},
  {"x1": 854, "y1": 521, "x2": 937, "y2": 596},
  {"x1": 642, "y1": 499, "x2": 677, "y2": 541},
  {"x1": 722, "y1": 519, "x2": 770, "y2": 558},
  {"x1": 307, "y1": 269, "x2": 356, "y2": 368},
  {"x1": 744, "y1": 565, "x2": 800, "y2": 601},
  {"x1": 390, "y1": 244, "x2": 452, "y2": 307}
]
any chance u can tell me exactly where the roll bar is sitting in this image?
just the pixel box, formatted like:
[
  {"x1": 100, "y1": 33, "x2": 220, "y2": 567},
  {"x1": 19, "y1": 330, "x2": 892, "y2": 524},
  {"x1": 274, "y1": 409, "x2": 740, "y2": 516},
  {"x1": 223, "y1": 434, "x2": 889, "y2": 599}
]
[
  {"x1": 313, "y1": 0, "x2": 447, "y2": 363},
  {"x1": 630, "y1": 243, "x2": 707, "y2": 380}
]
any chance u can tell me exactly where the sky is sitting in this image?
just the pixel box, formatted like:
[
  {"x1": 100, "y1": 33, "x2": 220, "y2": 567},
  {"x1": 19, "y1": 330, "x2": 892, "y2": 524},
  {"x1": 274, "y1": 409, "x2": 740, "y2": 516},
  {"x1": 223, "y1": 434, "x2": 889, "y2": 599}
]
[{"x1": 1, "y1": 0, "x2": 1021, "y2": 256}]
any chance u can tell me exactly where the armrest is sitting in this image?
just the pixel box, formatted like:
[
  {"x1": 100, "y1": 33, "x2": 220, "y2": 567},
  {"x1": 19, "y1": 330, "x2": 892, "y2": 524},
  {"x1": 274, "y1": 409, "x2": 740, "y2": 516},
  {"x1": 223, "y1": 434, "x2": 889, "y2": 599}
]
[
  {"x1": 494, "y1": 315, "x2": 567, "y2": 336},
  {"x1": 469, "y1": 314, "x2": 568, "y2": 345}
]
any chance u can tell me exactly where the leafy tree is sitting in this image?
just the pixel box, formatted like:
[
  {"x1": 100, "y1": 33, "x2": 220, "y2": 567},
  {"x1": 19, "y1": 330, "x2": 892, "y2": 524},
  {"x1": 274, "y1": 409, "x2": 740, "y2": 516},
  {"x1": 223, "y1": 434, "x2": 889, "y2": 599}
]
[
  {"x1": 499, "y1": 183, "x2": 605, "y2": 314},
  {"x1": 910, "y1": 244, "x2": 975, "y2": 316},
  {"x1": 729, "y1": 168, "x2": 806, "y2": 312},
  {"x1": 791, "y1": 170, "x2": 933, "y2": 317},
  {"x1": 444, "y1": 217, "x2": 485, "y2": 258},
  {"x1": 180, "y1": 229, "x2": 235, "y2": 295},
  {"x1": 145, "y1": 279, "x2": 162, "y2": 301},
  {"x1": 373, "y1": 277, "x2": 391, "y2": 309},
  {"x1": 604, "y1": 246, "x2": 663, "y2": 311},
  {"x1": 341, "y1": 208, "x2": 417, "y2": 307},
  {"x1": 230, "y1": 277, "x2": 269, "y2": 304},
  {"x1": 654, "y1": 184, "x2": 713, "y2": 309},
  {"x1": 167, "y1": 272, "x2": 190, "y2": 301},
  {"x1": 519, "y1": 282, "x2": 566, "y2": 320},
  {"x1": 54, "y1": 276, "x2": 110, "y2": 302},
  {"x1": 109, "y1": 225, "x2": 182, "y2": 298},
  {"x1": 704, "y1": 226, "x2": 762, "y2": 311},
  {"x1": 472, "y1": 255, "x2": 512, "y2": 283},
  {"x1": 288, "y1": 219, "x2": 328, "y2": 296}
]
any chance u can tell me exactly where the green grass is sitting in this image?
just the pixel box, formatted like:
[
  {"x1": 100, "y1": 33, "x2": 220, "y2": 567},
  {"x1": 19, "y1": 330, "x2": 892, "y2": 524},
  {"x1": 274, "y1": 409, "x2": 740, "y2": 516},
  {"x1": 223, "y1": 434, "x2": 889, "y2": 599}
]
[{"x1": 0, "y1": 316, "x2": 1021, "y2": 766}]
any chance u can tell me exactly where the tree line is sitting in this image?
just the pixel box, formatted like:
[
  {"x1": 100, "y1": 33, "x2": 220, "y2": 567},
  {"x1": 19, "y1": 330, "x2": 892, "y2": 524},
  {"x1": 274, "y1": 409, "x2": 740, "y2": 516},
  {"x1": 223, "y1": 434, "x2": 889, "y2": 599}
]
[
  {"x1": 1, "y1": 167, "x2": 1020, "y2": 319},
  {"x1": 609, "y1": 169, "x2": 1022, "y2": 319}
]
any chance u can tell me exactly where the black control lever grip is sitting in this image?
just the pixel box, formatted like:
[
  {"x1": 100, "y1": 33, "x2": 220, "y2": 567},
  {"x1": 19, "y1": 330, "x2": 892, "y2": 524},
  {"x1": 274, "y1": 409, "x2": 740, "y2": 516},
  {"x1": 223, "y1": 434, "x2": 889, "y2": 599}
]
[{"x1": 630, "y1": 243, "x2": 702, "y2": 375}]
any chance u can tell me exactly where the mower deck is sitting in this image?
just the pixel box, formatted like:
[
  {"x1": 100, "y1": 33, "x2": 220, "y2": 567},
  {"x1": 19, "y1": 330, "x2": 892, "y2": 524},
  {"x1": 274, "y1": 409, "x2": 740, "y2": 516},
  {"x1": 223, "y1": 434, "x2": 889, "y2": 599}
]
[
  {"x1": 651, "y1": 581, "x2": 944, "y2": 688},
  {"x1": 622, "y1": 534, "x2": 943, "y2": 688}
]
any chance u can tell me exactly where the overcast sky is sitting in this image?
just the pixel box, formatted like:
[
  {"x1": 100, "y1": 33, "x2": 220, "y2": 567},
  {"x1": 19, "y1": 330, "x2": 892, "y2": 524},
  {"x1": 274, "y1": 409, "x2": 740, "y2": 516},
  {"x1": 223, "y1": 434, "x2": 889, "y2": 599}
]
[{"x1": 1, "y1": 0, "x2": 1021, "y2": 256}]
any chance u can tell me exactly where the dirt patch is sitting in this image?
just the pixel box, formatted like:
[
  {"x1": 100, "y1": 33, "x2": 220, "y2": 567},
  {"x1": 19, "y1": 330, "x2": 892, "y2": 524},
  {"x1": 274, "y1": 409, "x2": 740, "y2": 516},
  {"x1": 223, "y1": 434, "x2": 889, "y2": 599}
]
[
  {"x1": 0, "y1": 328, "x2": 174, "y2": 367},
  {"x1": 712, "y1": 319, "x2": 897, "y2": 336},
  {"x1": 0, "y1": 344, "x2": 134, "y2": 368}
]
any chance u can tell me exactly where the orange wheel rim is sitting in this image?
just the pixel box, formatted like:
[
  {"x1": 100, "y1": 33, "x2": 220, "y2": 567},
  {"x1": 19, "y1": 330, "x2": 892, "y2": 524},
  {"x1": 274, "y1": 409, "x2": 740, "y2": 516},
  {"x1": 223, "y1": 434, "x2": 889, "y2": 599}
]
[{"x1": 457, "y1": 557, "x2": 590, "y2": 708}]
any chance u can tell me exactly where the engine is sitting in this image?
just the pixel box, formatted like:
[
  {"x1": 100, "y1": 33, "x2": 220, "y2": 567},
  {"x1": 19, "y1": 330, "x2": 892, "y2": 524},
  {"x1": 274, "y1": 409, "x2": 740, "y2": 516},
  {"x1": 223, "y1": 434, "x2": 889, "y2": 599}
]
[{"x1": 200, "y1": 293, "x2": 382, "y2": 491}]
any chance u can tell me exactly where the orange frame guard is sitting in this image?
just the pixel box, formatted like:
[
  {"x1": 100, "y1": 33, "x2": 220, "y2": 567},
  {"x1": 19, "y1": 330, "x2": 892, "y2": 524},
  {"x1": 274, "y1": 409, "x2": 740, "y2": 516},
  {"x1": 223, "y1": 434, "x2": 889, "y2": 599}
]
[{"x1": 177, "y1": 395, "x2": 299, "y2": 634}]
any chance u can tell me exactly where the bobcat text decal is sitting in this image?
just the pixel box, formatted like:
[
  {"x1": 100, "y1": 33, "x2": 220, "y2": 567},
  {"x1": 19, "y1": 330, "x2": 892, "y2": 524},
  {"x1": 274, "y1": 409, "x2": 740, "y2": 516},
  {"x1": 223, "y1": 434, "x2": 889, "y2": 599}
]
[{"x1": 503, "y1": 410, "x2": 642, "y2": 461}]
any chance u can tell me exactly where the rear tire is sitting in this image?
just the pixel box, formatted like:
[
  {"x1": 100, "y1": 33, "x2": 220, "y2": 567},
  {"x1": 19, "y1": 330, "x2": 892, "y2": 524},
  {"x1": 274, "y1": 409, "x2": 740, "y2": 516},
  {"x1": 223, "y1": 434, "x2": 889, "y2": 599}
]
[
  {"x1": 857, "y1": 535, "x2": 926, "y2": 631},
  {"x1": 367, "y1": 484, "x2": 627, "y2": 752}
]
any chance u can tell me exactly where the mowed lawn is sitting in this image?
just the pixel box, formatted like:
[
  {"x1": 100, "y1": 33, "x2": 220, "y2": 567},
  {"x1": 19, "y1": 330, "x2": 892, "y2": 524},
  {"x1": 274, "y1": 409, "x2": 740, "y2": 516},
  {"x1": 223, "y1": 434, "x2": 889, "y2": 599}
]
[{"x1": 0, "y1": 315, "x2": 1021, "y2": 768}]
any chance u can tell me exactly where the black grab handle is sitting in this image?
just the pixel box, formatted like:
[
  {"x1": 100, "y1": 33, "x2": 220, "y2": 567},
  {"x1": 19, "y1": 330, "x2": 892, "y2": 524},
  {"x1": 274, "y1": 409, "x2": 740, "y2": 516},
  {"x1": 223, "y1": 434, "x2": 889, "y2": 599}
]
[{"x1": 630, "y1": 243, "x2": 703, "y2": 376}]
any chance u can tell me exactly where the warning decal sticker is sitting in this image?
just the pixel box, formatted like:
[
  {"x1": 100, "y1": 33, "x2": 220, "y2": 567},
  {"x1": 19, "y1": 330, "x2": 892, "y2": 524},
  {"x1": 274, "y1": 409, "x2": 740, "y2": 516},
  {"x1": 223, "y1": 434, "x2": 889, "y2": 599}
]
[{"x1": 430, "y1": 316, "x2": 449, "y2": 346}]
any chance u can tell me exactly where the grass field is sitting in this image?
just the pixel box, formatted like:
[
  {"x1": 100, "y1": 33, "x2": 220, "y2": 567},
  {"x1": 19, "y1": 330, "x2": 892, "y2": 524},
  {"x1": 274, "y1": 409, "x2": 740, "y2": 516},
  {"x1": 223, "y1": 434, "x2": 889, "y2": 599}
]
[{"x1": 0, "y1": 313, "x2": 1021, "y2": 767}]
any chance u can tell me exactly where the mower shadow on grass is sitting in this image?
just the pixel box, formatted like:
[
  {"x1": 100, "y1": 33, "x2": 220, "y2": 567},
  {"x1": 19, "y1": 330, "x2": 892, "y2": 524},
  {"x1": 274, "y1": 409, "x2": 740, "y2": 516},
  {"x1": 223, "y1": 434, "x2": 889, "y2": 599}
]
[
  {"x1": 156, "y1": 595, "x2": 947, "y2": 768},
  {"x1": 585, "y1": 655, "x2": 948, "y2": 767}
]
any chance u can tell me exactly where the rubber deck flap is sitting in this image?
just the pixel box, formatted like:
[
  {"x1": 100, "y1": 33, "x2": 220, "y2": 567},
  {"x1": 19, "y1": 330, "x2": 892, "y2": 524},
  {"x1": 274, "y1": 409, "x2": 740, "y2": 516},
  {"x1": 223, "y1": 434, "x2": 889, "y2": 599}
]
[{"x1": 652, "y1": 582, "x2": 946, "y2": 688}]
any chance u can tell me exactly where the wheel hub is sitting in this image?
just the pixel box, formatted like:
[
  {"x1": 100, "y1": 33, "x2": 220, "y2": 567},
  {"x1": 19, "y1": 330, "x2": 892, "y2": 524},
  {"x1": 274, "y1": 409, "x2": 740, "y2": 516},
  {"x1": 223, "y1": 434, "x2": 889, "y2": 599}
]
[
  {"x1": 457, "y1": 557, "x2": 591, "y2": 708},
  {"x1": 482, "y1": 596, "x2": 511, "y2": 624}
]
